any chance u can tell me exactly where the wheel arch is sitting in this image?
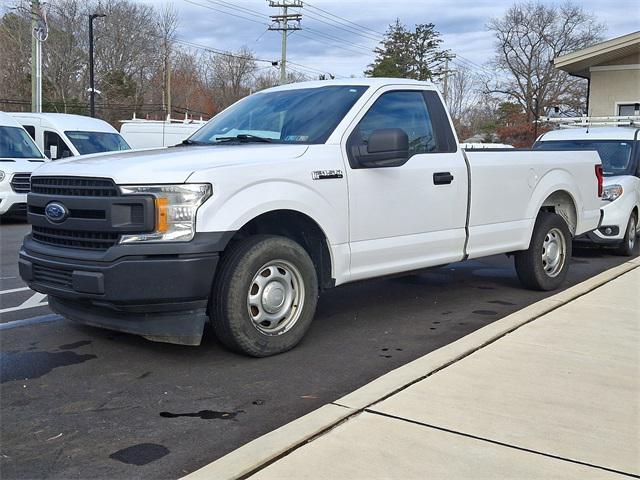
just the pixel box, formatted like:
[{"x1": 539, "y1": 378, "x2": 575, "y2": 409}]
[{"x1": 223, "y1": 209, "x2": 335, "y2": 290}]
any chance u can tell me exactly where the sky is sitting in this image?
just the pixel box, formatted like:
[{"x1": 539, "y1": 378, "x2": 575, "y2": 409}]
[{"x1": 141, "y1": 0, "x2": 639, "y2": 79}]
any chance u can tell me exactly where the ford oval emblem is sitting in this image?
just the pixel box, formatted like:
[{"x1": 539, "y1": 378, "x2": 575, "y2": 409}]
[{"x1": 45, "y1": 202, "x2": 68, "y2": 223}]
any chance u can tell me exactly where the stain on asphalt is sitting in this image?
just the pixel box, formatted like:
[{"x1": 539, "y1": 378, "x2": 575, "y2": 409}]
[
  {"x1": 109, "y1": 444, "x2": 170, "y2": 466},
  {"x1": 472, "y1": 310, "x2": 498, "y2": 316},
  {"x1": 159, "y1": 410, "x2": 242, "y2": 420},
  {"x1": 476, "y1": 286, "x2": 495, "y2": 290},
  {"x1": 0, "y1": 351, "x2": 97, "y2": 383},
  {"x1": 59, "y1": 340, "x2": 92, "y2": 350},
  {"x1": 138, "y1": 371, "x2": 152, "y2": 379},
  {"x1": 252, "y1": 399, "x2": 264, "y2": 406},
  {"x1": 441, "y1": 311, "x2": 453, "y2": 315},
  {"x1": 487, "y1": 300, "x2": 516, "y2": 306}
]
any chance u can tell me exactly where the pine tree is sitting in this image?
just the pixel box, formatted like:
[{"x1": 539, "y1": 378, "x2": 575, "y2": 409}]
[{"x1": 365, "y1": 19, "x2": 453, "y2": 81}]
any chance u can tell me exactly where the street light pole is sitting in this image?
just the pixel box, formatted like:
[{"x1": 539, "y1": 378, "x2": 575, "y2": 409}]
[{"x1": 89, "y1": 13, "x2": 105, "y2": 118}]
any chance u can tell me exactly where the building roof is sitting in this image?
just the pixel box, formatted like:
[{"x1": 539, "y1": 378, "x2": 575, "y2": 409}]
[{"x1": 554, "y1": 31, "x2": 640, "y2": 78}]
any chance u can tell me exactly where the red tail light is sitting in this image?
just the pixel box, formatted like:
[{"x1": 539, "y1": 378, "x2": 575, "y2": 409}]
[{"x1": 595, "y1": 164, "x2": 603, "y2": 197}]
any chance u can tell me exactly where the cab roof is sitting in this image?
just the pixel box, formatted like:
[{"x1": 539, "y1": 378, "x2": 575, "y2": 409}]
[
  {"x1": 261, "y1": 77, "x2": 436, "y2": 93},
  {"x1": 539, "y1": 127, "x2": 639, "y2": 141},
  {"x1": 9, "y1": 112, "x2": 118, "y2": 134}
]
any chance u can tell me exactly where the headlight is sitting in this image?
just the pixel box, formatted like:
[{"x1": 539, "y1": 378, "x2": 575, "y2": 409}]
[
  {"x1": 119, "y1": 184, "x2": 212, "y2": 243},
  {"x1": 0, "y1": 171, "x2": 5, "y2": 182},
  {"x1": 602, "y1": 184, "x2": 623, "y2": 202}
]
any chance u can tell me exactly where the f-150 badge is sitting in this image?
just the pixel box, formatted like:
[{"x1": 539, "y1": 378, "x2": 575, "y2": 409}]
[{"x1": 312, "y1": 170, "x2": 344, "y2": 180}]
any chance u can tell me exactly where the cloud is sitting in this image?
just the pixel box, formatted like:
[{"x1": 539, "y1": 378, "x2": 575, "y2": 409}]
[{"x1": 137, "y1": 0, "x2": 639, "y2": 78}]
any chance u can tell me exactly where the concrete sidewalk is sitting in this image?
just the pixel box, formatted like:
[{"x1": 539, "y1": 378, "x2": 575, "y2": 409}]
[{"x1": 186, "y1": 260, "x2": 639, "y2": 480}]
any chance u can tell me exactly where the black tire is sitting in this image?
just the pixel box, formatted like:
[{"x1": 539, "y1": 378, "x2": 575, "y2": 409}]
[
  {"x1": 614, "y1": 212, "x2": 637, "y2": 257},
  {"x1": 211, "y1": 235, "x2": 319, "y2": 357},
  {"x1": 515, "y1": 212, "x2": 572, "y2": 291}
]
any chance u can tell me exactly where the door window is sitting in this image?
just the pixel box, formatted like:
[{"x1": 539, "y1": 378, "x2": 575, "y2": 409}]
[
  {"x1": 23, "y1": 125, "x2": 36, "y2": 140},
  {"x1": 354, "y1": 91, "x2": 437, "y2": 157},
  {"x1": 44, "y1": 131, "x2": 73, "y2": 159}
]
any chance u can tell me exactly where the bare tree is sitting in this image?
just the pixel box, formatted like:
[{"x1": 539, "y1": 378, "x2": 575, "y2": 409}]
[
  {"x1": 486, "y1": 1, "x2": 604, "y2": 121},
  {"x1": 443, "y1": 64, "x2": 481, "y2": 132},
  {"x1": 208, "y1": 47, "x2": 257, "y2": 109}
]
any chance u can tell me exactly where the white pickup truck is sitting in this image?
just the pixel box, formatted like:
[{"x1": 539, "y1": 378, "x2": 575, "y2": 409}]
[{"x1": 19, "y1": 78, "x2": 603, "y2": 356}]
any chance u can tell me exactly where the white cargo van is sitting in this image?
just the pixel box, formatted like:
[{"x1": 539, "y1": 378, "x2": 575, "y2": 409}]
[
  {"x1": 534, "y1": 127, "x2": 639, "y2": 255},
  {"x1": 120, "y1": 118, "x2": 206, "y2": 149},
  {"x1": 9, "y1": 113, "x2": 130, "y2": 160},
  {"x1": 0, "y1": 111, "x2": 47, "y2": 219}
]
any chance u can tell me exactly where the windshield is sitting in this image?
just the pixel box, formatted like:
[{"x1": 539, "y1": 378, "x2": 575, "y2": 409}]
[
  {"x1": 0, "y1": 126, "x2": 43, "y2": 159},
  {"x1": 189, "y1": 85, "x2": 368, "y2": 145},
  {"x1": 534, "y1": 140, "x2": 637, "y2": 176},
  {"x1": 65, "y1": 131, "x2": 131, "y2": 155}
]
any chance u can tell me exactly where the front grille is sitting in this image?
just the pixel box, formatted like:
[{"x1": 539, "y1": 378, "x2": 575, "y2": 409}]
[
  {"x1": 32, "y1": 264, "x2": 72, "y2": 289},
  {"x1": 31, "y1": 176, "x2": 119, "y2": 197},
  {"x1": 32, "y1": 226, "x2": 120, "y2": 250},
  {"x1": 10, "y1": 173, "x2": 31, "y2": 193}
]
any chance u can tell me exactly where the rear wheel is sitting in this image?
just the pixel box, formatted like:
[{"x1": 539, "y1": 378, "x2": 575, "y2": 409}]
[
  {"x1": 515, "y1": 212, "x2": 572, "y2": 291},
  {"x1": 211, "y1": 235, "x2": 319, "y2": 357},
  {"x1": 615, "y1": 213, "x2": 637, "y2": 257}
]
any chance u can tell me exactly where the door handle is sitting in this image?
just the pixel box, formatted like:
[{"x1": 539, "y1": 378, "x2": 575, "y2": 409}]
[{"x1": 433, "y1": 172, "x2": 454, "y2": 185}]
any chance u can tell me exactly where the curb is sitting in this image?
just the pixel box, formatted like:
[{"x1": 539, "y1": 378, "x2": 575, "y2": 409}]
[{"x1": 183, "y1": 258, "x2": 639, "y2": 480}]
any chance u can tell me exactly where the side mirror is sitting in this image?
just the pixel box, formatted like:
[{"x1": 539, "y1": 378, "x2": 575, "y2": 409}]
[{"x1": 352, "y1": 128, "x2": 409, "y2": 168}]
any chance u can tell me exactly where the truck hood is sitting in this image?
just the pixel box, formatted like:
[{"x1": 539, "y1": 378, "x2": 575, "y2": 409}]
[
  {"x1": 30, "y1": 144, "x2": 309, "y2": 184},
  {"x1": 0, "y1": 158, "x2": 47, "y2": 174}
]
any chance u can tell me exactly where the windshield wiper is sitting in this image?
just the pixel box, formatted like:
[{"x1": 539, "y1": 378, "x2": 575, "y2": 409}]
[
  {"x1": 215, "y1": 134, "x2": 273, "y2": 143},
  {"x1": 177, "y1": 139, "x2": 211, "y2": 146}
]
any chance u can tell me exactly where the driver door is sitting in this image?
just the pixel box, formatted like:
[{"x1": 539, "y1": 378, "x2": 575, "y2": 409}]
[{"x1": 344, "y1": 87, "x2": 468, "y2": 281}]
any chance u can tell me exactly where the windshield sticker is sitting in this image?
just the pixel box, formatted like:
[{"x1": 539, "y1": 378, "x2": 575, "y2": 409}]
[{"x1": 285, "y1": 135, "x2": 309, "y2": 142}]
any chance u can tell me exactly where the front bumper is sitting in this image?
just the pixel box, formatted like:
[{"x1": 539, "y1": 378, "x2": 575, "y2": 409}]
[
  {"x1": 19, "y1": 232, "x2": 232, "y2": 345},
  {"x1": 0, "y1": 190, "x2": 27, "y2": 216}
]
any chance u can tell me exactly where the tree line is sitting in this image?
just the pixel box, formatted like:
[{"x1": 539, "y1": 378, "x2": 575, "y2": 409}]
[{"x1": 1, "y1": 0, "x2": 604, "y2": 145}]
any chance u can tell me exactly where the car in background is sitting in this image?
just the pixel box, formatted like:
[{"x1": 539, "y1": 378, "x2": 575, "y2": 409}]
[
  {"x1": 534, "y1": 127, "x2": 639, "y2": 255},
  {"x1": 9, "y1": 112, "x2": 130, "y2": 160},
  {"x1": 120, "y1": 117, "x2": 206, "y2": 149},
  {"x1": 0, "y1": 111, "x2": 47, "y2": 219}
]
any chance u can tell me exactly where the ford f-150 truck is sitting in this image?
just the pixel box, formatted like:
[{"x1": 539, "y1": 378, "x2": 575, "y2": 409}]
[{"x1": 19, "y1": 78, "x2": 603, "y2": 357}]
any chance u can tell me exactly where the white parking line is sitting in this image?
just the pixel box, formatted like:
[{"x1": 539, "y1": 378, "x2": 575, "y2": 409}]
[
  {"x1": 0, "y1": 292, "x2": 48, "y2": 314},
  {"x1": 0, "y1": 314, "x2": 61, "y2": 330},
  {"x1": 0, "y1": 287, "x2": 31, "y2": 295}
]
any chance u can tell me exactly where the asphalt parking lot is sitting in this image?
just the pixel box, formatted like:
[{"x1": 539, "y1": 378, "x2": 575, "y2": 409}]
[{"x1": 1, "y1": 220, "x2": 637, "y2": 479}]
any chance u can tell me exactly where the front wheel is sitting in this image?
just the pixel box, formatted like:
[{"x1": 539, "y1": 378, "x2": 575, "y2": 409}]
[
  {"x1": 211, "y1": 235, "x2": 319, "y2": 357},
  {"x1": 614, "y1": 213, "x2": 637, "y2": 257},
  {"x1": 515, "y1": 212, "x2": 572, "y2": 291}
]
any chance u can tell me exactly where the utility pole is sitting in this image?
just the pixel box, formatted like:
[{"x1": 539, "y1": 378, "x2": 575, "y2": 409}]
[
  {"x1": 30, "y1": 0, "x2": 47, "y2": 113},
  {"x1": 267, "y1": 1, "x2": 302, "y2": 85},
  {"x1": 442, "y1": 58, "x2": 449, "y2": 104},
  {"x1": 164, "y1": 40, "x2": 172, "y2": 120},
  {"x1": 89, "y1": 13, "x2": 106, "y2": 118}
]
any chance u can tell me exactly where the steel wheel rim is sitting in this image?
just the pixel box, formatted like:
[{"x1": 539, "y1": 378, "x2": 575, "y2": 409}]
[
  {"x1": 628, "y1": 217, "x2": 636, "y2": 250},
  {"x1": 247, "y1": 260, "x2": 305, "y2": 336},
  {"x1": 541, "y1": 227, "x2": 566, "y2": 278}
]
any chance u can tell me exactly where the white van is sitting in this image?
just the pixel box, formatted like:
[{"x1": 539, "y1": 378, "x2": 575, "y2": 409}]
[
  {"x1": 0, "y1": 111, "x2": 47, "y2": 219},
  {"x1": 120, "y1": 118, "x2": 206, "y2": 149},
  {"x1": 9, "y1": 113, "x2": 130, "y2": 160},
  {"x1": 534, "y1": 127, "x2": 639, "y2": 255}
]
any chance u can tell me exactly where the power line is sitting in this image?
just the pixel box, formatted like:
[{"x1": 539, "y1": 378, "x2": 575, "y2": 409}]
[
  {"x1": 292, "y1": 30, "x2": 371, "y2": 57},
  {"x1": 302, "y1": 27, "x2": 374, "y2": 54},
  {"x1": 183, "y1": 0, "x2": 267, "y2": 26},
  {"x1": 301, "y1": 9, "x2": 382, "y2": 43},
  {"x1": 303, "y1": 1, "x2": 385, "y2": 37}
]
